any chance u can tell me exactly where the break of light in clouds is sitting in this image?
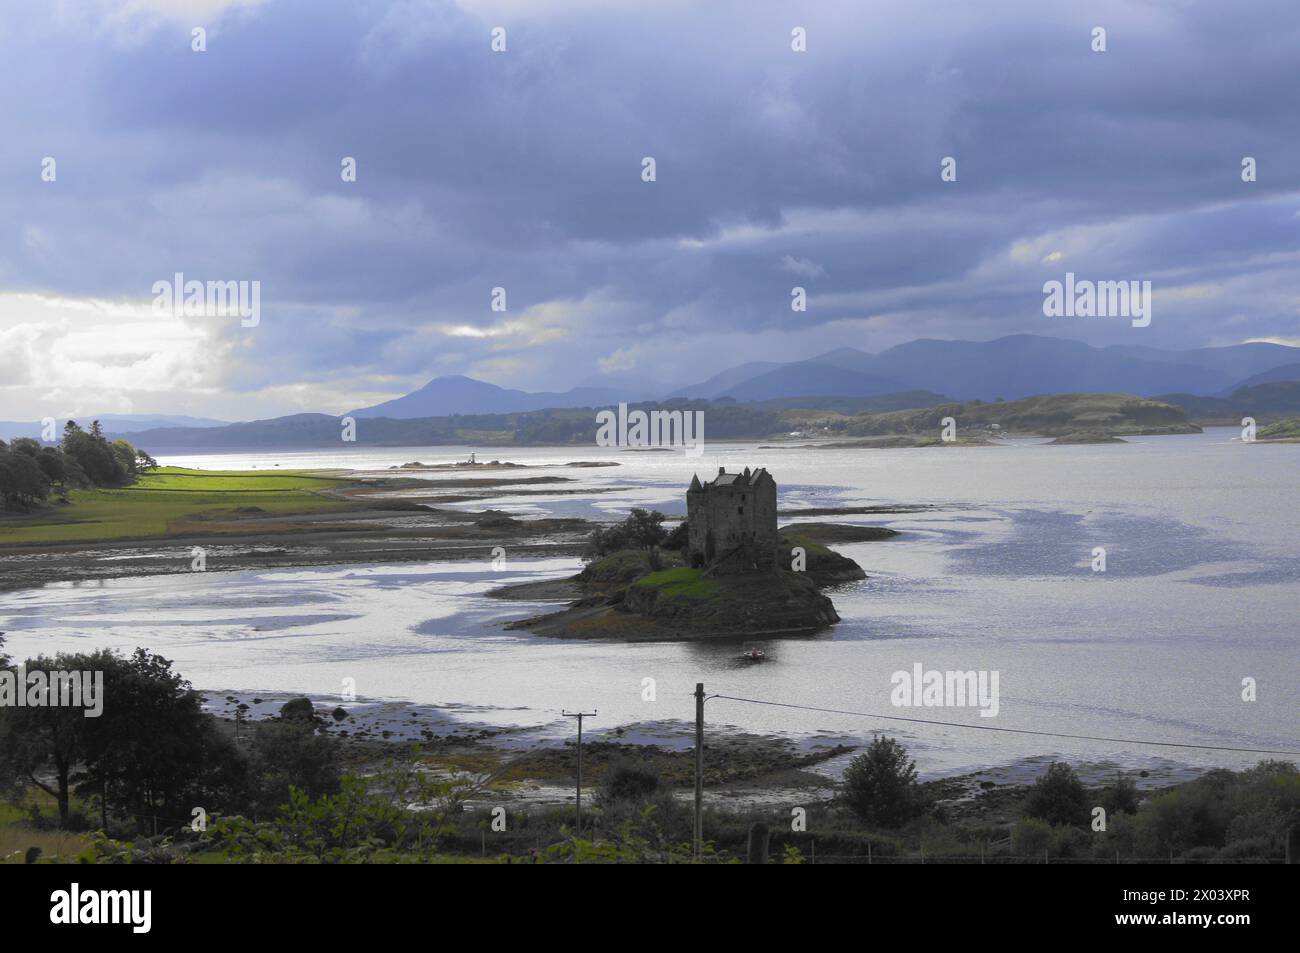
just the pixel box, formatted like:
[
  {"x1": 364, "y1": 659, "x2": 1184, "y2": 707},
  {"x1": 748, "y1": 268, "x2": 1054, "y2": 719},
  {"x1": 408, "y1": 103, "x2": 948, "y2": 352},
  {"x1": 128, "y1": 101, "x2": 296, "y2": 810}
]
[{"x1": 2, "y1": 0, "x2": 1299, "y2": 420}]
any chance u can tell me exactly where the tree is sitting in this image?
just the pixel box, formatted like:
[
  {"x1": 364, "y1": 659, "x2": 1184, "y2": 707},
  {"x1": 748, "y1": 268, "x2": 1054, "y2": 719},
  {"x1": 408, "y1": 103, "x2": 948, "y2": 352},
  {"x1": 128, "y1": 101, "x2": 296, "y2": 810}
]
[
  {"x1": 582, "y1": 509, "x2": 669, "y2": 561},
  {"x1": 0, "y1": 647, "x2": 224, "y2": 831},
  {"x1": 110, "y1": 439, "x2": 138, "y2": 476},
  {"x1": 188, "y1": 721, "x2": 252, "y2": 817},
  {"x1": 61, "y1": 420, "x2": 126, "y2": 486},
  {"x1": 0, "y1": 456, "x2": 15, "y2": 509},
  {"x1": 1099, "y1": 773, "x2": 1140, "y2": 816},
  {"x1": 662, "y1": 520, "x2": 689, "y2": 551},
  {"x1": 79, "y1": 648, "x2": 211, "y2": 833},
  {"x1": 13, "y1": 452, "x2": 50, "y2": 505},
  {"x1": 624, "y1": 509, "x2": 667, "y2": 549},
  {"x1": 0, "y1": 429, "x2": 151, "y2": 510},
  {"x1": 583, "y1": 523, "x2": 628, "y2": 560},
  {"x1": 0, "y1": 450, "x2": 49, "y2": 508},
  {"x1": 250, "y1": 720, "x2": 341, "y2": 812},
  {"x1": 61, "y1": 455, "x2": 91, "y2": 489},
  {"x1": 0, "y1": 649, "x2": 116, "y2": 826},
  {"x1": 842, "y1": 735, "x2": 923, "y2": 826},
  {"x1": 1023, "y1": 762, "x2": 1090, "y2": 827},
  {"x1": 36, "y1": 447, "x2": 66, "y2": 489}
]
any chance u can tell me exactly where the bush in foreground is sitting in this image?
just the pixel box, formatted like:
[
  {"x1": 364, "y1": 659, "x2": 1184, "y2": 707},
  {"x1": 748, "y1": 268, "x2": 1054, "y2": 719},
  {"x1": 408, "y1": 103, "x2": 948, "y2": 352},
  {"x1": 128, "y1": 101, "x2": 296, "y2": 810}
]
[{"x1": 841, "y1": 736, "x2": 924, "y2": 827}]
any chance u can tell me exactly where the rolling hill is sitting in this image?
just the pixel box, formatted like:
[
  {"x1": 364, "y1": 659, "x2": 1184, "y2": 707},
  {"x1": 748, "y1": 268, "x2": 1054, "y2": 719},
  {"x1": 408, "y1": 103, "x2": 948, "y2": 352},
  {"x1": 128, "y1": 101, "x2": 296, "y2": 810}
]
[
  {"x1": 1156, "y1": 381, "x2": 1300, "y2": 424},
  {"x1": 347, "y1": 375, "x2": 643, "y2": 419},
  {"x1": 672, "y1": 334, "x2": 1300, "y2": 403},
  {"x1": 0, "y1": 414, "x2": 228, "y2": 442}
]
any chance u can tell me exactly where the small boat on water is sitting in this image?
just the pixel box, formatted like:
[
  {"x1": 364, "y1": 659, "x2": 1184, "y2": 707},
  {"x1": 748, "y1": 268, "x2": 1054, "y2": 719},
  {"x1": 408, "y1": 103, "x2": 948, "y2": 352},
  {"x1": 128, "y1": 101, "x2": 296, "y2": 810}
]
[{"x1": 740, "y1": 647, "x2": 768, "y2": 661}]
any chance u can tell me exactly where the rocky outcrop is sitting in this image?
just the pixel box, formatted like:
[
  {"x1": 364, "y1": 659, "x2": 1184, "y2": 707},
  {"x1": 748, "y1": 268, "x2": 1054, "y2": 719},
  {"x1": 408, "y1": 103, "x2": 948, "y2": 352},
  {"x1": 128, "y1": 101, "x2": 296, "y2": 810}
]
[
  {"x1": 777, "y1": 523, "x2": 895, "y2": 584},
  {"x1": 507, "y1": 544, "x2": 859, "y2": 641},
  {"x1": 279, "y1": 697, "x2": 316, "y2": 721},
  {"x1": 621, "y1": 567, "x2": 839, "y2": 634},
  {"x1": 1257, "y1": 417, "x2": 1300, "y2": 441},
  {"x1": 1048, "y1": 430, "x2": 1126, "y2": 445}
]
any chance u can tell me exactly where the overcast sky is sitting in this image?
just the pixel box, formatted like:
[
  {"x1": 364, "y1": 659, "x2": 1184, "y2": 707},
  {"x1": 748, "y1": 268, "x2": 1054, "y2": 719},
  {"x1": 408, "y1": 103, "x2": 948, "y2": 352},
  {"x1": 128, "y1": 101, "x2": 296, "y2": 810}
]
[{"x1": 2, "y1": 0, "x2": 1299, "y2": 421}]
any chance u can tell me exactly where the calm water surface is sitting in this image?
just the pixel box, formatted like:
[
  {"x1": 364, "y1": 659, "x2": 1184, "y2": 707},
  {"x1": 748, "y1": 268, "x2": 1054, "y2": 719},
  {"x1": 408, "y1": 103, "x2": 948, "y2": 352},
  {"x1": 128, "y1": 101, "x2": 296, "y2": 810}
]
[{"x1": 2, "y1": 430, "x2": 1296, "y2": 779}]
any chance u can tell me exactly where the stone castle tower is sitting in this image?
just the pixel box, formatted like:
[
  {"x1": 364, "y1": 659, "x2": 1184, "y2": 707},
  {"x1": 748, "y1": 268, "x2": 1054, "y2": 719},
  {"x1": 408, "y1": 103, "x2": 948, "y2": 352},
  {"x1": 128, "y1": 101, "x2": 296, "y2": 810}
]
[{"x1": 686, "y1": 466, "x2": 778, "y2": 571}]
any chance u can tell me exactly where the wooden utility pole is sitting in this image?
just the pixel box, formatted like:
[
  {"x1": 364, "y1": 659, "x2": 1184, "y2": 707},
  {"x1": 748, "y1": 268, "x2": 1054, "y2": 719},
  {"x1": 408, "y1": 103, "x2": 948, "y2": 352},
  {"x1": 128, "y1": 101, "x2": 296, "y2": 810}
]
[
  {"x1": 694, "y1": 682, "x2": 705, "y2": 859},
  {"x1": 562, "y1": 709, "x2": 597, "y2": 833}
]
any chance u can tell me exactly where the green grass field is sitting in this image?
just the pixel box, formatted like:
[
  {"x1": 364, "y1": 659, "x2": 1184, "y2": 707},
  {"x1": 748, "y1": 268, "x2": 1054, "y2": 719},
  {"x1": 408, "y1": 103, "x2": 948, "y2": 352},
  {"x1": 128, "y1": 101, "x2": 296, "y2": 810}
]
[
  {"x1": 632, "y1": 567, "x2": 719, "y2": 600},
  {"x1": 0, "y1": 467, "x2": 357, "y2": 546},
  {"x1": 0, "y1": 791, "x2": 94, "y2": 864}
]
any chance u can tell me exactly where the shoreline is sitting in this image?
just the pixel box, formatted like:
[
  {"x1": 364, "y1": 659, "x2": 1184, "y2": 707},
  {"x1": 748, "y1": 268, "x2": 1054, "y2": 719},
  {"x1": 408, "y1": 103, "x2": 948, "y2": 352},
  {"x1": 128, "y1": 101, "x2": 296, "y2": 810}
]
[
  {"x1": 0, "y1": 514, "x2": 593, "y2": 593},
  {"x1": 3, "y1": 457, "x2": 1288, "y2": 792},
  {"x1": 0, "y1": 462, "x2": 606, "y2": 590},
  {"x1": 0, "y1": 456, "x2": 921, "y2": 593},
  {"x1": 200, "y1": 689, "x2": 1215, "y2": 814}
]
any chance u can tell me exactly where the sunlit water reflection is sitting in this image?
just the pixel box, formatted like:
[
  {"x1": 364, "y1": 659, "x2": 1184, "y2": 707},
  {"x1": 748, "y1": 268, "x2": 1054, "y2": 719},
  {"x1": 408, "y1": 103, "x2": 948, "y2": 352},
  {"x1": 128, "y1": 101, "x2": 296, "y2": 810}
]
[{"x1": 2, "y1": 430, "x2": 1296, "y2": 779}]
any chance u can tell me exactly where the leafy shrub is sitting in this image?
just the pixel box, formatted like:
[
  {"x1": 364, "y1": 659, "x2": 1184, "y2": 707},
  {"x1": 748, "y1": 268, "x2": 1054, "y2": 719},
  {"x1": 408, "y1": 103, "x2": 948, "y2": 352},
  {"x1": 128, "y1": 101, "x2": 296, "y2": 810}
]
[
  {"x1": 583, "y1": 509, "x2": 667, "y2": 561},
  {"x1": 1134, "y1": 781, "x2": 1233, "y2": 856},
  {"x1": 1215, "y1": 836, "x2": 1276, "y2": 862},
  {"x1": 662, "y1": 521, "x2": 689, "y2": 551},
  {"x1": 598, "y1": 759, "x2": 662, "y2": 806},
  {"x1": 1011, "y1": 817, "x2": 1053, "y2": 857},
  {"x1": 1099, "y1": 773, "x2": 1140, "y2": 816},
  {"x1": 1023, "y1": 763, "x2": 1089, "y2": 827},
  {"x1": 1011, "y1": 817, "x2": 1084, "y2": 859},
  {"x1": 209, "y1": 764, "x2": 475, "y2": 864},
  {"x1": 250, "y1": 720, "x2": 340, "y2": 811},
  {"x1": 841, "y1": 736, "x2": 923, "y2": 827}
]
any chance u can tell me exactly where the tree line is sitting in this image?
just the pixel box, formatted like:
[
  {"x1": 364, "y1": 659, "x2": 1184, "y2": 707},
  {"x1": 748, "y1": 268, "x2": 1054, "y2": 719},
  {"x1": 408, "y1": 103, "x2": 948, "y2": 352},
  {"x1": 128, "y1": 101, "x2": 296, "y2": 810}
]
[
  {"x1": 0, "y1": 420, "x2": 158, "y2": 511},
  {"x1": 0, "y1": 635, "x2": 340, "y2": 838}
]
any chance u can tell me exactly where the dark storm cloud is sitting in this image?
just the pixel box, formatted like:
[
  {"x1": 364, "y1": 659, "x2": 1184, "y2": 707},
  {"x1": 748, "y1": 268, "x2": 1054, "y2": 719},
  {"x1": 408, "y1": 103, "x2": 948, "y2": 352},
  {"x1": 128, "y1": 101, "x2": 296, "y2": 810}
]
[{"x1": 1, "y1": 0, "x2": 1298, "y2": 418}]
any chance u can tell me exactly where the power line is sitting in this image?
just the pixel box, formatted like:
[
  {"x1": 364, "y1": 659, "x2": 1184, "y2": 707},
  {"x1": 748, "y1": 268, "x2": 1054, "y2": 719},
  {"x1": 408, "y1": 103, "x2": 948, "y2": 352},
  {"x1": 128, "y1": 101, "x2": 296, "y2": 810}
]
[{"x1": 707, "y1": 693, "x2": 1300, "y2": 756}]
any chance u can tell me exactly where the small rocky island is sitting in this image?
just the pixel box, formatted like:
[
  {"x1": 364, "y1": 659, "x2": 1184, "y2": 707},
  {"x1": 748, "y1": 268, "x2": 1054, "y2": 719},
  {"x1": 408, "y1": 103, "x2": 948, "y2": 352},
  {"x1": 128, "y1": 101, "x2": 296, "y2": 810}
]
[
  {"x1": 503, "y1": 467, "x2": 891, "y2": 641},
  {"x1": 1048, "y1": 430, "x2": 1127, "y2": 445}
]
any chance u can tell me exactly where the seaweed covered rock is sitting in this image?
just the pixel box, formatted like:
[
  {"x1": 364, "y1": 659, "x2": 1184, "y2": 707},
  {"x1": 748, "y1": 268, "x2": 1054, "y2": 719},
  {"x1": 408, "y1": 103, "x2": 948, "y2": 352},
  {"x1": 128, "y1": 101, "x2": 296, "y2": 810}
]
[
  {"x1": 1048, "y1": 430, "x2": 1126, "y2": 445},
  {"x1": 279, "y1": 697, "x2": 316, "y2": 722},
  {"x1": 778, "y1": 527, "x2": 879, "y2": 584}
]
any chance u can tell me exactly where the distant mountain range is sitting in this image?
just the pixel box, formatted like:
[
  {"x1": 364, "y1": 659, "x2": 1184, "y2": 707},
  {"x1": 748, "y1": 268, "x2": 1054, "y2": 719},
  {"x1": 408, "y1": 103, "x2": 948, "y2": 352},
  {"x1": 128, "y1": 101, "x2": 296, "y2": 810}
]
[
  {"x1": 0, "y1": 414, "x2": 227, "y2": 442},
  {"x1": 677, "y1": 335, "x2": 1300, "y2": 403},
  {"x1": 94, "y1": 390, "x2": 1215, "y2": 452},
  {"x1": 347, "y1": 376, "x2": 645, "y2": 419},
  {"x1": 1223, "y1": 362, "x2": 1300, "y2": 392},
  {"x1": 1157, "y1": 381, "x2": 1300, "y2": 425},
  {"x1": 331, "y1": 334, "x2": 1300, "y2": 420},
  {"x1": 23, "y1": 334, "x2": 1297, "y2": 451},
  {"x1": 751, "y1": 391, "x2": 953, "y2": 414}
]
